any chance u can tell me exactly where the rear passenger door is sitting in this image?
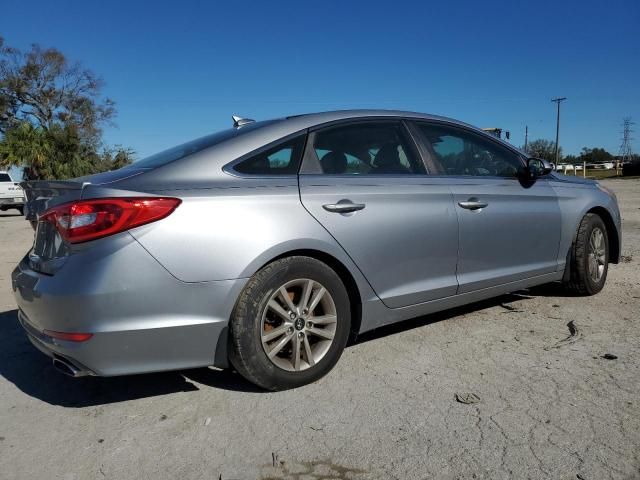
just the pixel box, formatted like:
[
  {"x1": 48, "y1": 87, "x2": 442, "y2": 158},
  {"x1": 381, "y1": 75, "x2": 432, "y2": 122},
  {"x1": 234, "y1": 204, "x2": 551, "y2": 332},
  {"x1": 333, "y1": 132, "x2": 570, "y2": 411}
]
[
  {"x1": 410, "y1": 121, "x2": 562, "y2": 293},
  {"x1": 298, "y1": 120, "x2": 459, "y2": 308}
]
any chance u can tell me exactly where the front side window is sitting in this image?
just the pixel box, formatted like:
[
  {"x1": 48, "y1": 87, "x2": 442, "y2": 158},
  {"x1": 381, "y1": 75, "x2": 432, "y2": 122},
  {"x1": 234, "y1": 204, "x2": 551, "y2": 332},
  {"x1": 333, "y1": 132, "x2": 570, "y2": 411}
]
[
  {"x1": 414, "y1": 123, "x2": 523, "y2": 177},
  {"x1": 313, "y1": 122, "x2": 425, "y2": 175},
  {"x1": 233, "y1": 136, "x2": 305, "y2": 175}
]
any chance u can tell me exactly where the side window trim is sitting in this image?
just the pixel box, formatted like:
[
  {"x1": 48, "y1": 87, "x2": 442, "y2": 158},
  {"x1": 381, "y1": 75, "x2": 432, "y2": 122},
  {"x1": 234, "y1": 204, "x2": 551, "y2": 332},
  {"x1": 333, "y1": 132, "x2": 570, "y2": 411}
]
[
  {"x1": 223, "y1": 131, "x2": 308, "y2": 177},
  {"x1": 299, "y1": 119, "x2": 425, "y2": 176},
  {"x1": 407, "y1": 120, "x2": 527, "y2": 178},
  {"x1": 300, "y1": 129, "x2": 323, "y2": 174},
  {"x1": 402, "y1": 120, "x2": 440, "y2": 175}
]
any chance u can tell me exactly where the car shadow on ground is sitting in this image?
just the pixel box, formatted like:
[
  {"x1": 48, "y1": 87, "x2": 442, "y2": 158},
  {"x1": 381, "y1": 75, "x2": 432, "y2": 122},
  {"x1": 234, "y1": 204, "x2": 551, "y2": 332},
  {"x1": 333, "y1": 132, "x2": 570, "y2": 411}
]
[
  {"x1": 0, "y1": 309, "x2": 262, "y2": 408},
  {"x1": 356, "y1": 282, "x2": 577, "y2": 344},
  {"x1": 353, "y1": 289, "x2": 538, "y2": 344},
  {"x1": 0, "y1": 283, "x2": 570, "y2": 407}
]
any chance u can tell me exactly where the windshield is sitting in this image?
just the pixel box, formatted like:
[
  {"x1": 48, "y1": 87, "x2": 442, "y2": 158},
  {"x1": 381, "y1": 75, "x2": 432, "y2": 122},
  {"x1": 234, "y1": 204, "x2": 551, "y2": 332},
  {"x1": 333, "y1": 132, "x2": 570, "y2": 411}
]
[{"x1": 129, "y1": 120, "x2": 277, "y2": 169}]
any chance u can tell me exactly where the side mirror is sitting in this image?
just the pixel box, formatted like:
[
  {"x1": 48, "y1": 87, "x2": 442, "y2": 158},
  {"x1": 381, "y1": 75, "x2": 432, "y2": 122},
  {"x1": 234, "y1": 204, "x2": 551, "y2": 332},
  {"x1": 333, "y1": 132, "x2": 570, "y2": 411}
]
[{"x1": 526, "y1": 157, "x2": 553, "y2": 178}]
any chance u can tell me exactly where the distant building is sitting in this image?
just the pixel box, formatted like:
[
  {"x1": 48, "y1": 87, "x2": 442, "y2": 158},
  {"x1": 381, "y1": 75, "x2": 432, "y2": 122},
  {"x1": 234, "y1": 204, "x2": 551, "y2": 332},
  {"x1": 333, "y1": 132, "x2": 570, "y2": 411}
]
[{"x1": 482, "y1": 127, "x2": 510, "y2": 141}]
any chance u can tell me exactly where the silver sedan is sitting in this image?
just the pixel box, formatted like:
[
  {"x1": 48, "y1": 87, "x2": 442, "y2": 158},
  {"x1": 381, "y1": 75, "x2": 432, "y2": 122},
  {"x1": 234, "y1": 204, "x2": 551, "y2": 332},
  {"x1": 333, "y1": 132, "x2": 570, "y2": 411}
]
[{"x1": 12, "y1": 110, "x2": 621, "y2": 390}]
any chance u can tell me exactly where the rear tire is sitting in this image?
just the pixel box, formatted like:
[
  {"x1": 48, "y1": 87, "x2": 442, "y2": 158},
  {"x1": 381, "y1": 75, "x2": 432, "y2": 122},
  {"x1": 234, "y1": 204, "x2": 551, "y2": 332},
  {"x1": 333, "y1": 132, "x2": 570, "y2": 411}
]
[
  {"x1": 229, "y1": 256, "x2": 351, "y2": 391},
  {"x1": 565, "y1": 213, "x2": 609, "y2": 295}
]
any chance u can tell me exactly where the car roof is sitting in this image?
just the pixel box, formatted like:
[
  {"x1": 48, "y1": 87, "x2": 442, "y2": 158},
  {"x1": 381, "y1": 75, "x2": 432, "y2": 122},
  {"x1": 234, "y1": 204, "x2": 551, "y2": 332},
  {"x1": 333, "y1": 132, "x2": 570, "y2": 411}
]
[
  {"x1": 113, "y1": 109, "x2": 525, "y2": 186},
  {"x1": 276, "y1": 109, "x2": 476, "y2": 131},
  {"x1": 248, "y1": 109, "x2": 523, "y2": 157}
]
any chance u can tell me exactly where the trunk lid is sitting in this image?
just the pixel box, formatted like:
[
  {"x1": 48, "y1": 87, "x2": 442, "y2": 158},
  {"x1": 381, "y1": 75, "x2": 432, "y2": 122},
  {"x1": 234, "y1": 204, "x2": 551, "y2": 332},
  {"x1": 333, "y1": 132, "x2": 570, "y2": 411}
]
[
  {"x1": 21, "y1": 180, "x2": 86, "y2": 223},
  {"x1": 21, "y1": 180, "x2": 86, "y2": 272},
  {"x1": 21, "y1": 168, "x2": 146, "y2": 222},
  {"x1": 22, "y1": 168, "x2": 147, "y2": 273}
]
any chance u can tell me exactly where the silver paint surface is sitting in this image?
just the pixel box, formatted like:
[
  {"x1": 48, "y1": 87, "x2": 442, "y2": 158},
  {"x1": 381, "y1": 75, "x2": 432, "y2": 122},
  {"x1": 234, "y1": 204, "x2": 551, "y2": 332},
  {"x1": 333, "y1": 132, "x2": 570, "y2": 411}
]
[{"x1": 13, "y1": 110, "x2": 622, "y2": 376}]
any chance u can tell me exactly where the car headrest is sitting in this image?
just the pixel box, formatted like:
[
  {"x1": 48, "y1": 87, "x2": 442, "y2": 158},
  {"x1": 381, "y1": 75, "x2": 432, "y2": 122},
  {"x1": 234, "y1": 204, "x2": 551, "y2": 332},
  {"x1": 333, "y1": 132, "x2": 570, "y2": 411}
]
[
  {"x1": 374, "y1": 144, "x2": 400, "y2": 167},
  {"x1": 321, "y1": 151, "x2": 348, "y2": 174}
]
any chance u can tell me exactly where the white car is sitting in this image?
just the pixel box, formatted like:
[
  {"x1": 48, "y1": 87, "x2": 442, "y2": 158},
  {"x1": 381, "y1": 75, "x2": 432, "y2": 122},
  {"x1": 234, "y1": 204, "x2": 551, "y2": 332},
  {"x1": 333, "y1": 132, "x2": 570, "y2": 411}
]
[
  {"x1": 0, "y1": 170, "x2": 24, "y2": 214},
  {"x1": 556, "y1": 163, "x2": 574, "y2": 172}
]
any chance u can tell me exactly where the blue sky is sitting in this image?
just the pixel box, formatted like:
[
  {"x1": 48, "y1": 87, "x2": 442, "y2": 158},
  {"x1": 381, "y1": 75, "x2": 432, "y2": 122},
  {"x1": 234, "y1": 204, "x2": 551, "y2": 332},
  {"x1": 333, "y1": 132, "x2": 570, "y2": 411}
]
[{"x1": 2, "y1": 0, "x2": 639, "y2": 159}]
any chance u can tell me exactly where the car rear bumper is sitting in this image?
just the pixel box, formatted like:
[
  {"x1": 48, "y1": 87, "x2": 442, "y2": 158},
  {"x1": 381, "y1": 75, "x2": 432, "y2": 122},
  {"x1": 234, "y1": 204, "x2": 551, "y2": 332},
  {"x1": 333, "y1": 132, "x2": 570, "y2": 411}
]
[
  {"x1": 11, "y1": 234, "x2": 248, "y2": 376},
  {"x1": 0, "y1": 197, "x2": 23, "y2": 207}
]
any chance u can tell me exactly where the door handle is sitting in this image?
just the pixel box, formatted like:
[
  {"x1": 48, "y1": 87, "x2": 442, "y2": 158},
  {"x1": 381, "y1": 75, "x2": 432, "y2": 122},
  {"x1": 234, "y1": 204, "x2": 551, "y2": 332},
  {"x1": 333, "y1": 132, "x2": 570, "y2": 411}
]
[
  {"x1": 458, "y1": 200, "x2": 488, "y2": 210},
  {"x1": 322, "y1": 202, "x2": 366, "y2": 213}
]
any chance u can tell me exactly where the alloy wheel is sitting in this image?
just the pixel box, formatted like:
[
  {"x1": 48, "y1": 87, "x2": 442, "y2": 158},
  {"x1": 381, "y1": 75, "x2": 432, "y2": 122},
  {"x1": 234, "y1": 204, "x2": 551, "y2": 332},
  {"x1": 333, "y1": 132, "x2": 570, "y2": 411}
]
[
  {"x1": 588, "y1": 227, "x2": 606, "y2": 282},
  {"x1": 260, "y1": 278, "x2": 338, "y2": 372}
]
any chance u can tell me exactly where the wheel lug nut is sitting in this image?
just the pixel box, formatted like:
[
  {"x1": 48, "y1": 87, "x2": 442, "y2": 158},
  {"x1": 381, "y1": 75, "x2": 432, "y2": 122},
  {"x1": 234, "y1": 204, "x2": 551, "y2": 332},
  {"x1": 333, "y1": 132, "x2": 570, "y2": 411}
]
[
  {"x1": 298, "y1": 332, "x2": 304, "y2": 339},
  {"x1": 288, "y1": 327, "x2": 294, "y2": 334},
  {"x1": 302, "y1": 308, "x2": 309, "y2": 315},
  {"x1": 289, "y1": 312, "x2": 296, "y2": 319},
  {"x1": 307, "y1": 321, "x2": 313, "y2": 328}
]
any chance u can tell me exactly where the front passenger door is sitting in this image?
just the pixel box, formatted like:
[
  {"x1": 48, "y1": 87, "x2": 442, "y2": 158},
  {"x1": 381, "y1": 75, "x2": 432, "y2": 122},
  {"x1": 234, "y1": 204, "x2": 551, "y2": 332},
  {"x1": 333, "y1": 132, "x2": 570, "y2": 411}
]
[{"x1": 411, "y1": 121, "x2": 562, "y2": 293}]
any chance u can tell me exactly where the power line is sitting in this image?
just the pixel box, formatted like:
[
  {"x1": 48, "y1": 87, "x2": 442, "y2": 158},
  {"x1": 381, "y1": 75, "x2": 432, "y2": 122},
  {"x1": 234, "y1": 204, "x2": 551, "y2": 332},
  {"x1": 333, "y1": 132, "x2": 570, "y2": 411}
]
[{"x1": 551, "y1": 97, "x2": 567, "y2": 164}]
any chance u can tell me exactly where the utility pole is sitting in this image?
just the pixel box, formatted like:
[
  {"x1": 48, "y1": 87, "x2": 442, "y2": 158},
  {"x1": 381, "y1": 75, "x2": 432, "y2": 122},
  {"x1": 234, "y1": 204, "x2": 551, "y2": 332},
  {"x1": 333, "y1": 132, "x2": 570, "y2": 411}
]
[
  {"x1": 552, "y1": 97, "x2": 567, "y2": 165},
  {"x1": 524, "y1": 126, "x2": 529, "y2": 152},
  {"x1": 618, "y1": 117, "x2": 634, "y2": 175}
]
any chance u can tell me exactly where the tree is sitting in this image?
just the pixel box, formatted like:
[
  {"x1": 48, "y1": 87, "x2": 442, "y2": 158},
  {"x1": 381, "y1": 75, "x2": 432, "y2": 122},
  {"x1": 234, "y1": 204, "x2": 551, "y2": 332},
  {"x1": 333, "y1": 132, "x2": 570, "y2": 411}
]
[
  {"x1": 0, "y1": 121, "x2": 132, "y2": 179},
  {"x1": 0, "y1": 36, "x2": 114, "y2": 143},
  {"x1": 0, "y1": 36, "x2": 132, "y2": 179},
  {"x1": 0, "y1": 122, "x2": 50, "y2": 177},
  {"x1": 96, "y1": 145, "x2": 135, "y2": 172},
  {"x1": 578, "y1": 147, "x2": 613, "y2": 164},
  {"x1": 524, "y1": 139, "x2": 562, "y2": 162}
]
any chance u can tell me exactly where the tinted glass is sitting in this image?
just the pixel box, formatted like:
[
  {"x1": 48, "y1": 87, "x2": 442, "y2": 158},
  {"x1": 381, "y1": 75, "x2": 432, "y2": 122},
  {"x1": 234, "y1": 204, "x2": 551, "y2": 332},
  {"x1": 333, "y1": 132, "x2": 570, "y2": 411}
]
[
  {"x1": 0, "y1": 173, "x2": 11, "y2": 182},
  {"x1": 415, "y1": 123, "x2": 523, "y2": 177},
  {"x1": 130, "y1": 120, "x2": 278, "y2": 169},
  {"x1": 313, "y1": 122, "x2": 424, "y2": 175},
  {"x1": 233, "y1": 136, "x2": 305, "y2": 175}
]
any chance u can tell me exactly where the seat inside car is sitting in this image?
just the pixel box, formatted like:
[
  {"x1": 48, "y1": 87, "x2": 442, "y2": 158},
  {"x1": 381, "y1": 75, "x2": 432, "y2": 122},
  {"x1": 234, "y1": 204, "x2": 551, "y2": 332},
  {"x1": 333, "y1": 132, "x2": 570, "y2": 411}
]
[
  {"x1": 320, "y1": 151, "x2": 348, "y2": 174},
  {"x1": 373, "y1": 144, "x2": 409, "y2": 174}
]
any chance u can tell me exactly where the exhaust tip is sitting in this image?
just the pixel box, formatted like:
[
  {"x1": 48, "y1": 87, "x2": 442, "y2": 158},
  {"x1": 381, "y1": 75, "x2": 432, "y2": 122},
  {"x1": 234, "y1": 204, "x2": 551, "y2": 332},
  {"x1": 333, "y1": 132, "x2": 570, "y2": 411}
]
[{"x1": 52, "y1": 357, "x2": 88, "y2": 377}]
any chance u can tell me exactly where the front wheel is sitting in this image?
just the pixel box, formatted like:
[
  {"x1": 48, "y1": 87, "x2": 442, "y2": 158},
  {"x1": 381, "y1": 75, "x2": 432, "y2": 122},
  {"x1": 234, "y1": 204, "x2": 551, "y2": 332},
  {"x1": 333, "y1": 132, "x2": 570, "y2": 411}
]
[
  {"x1": 229, "y1": 256, "x2": 351, "y2": 391},
  {"x1": 565, "y1": 213, "x2": 609, "y2": 295}
]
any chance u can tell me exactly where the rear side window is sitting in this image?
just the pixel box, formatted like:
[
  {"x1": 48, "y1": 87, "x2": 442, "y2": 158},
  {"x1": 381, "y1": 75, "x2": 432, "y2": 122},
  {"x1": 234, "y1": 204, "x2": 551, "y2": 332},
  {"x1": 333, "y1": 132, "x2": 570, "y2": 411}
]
[
  {"x1": 233, "y1": 136, "x2": 306, "y2": 175},
  {"x1": 312, "y1": 122, "x2": 425, "y2": 175},
  {"x1": 0, "y1": 173, "x2": 11, "y2": 182}
]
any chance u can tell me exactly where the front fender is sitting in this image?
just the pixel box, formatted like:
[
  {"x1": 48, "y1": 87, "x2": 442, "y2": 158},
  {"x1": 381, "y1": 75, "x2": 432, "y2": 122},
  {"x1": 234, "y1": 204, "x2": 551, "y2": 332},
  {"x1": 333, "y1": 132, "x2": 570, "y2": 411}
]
[{"x1": 551, "y1": 182, "x2": 622, "y2": 267}]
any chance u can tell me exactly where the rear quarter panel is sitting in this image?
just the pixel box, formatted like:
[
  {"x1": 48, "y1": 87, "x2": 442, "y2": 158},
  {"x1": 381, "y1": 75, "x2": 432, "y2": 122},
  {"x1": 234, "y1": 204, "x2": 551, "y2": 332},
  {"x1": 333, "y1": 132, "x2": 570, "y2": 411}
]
[{"x1": 127, "y1": 181, "x2": 379, "y2": 301}]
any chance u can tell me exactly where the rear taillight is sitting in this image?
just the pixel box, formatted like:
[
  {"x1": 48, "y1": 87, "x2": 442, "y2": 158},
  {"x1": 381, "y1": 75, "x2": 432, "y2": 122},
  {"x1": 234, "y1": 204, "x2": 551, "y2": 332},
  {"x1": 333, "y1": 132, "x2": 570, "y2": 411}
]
[
  {"x1": 44, "y1": 330, "x2": 93, "y2": 342},
  {"x1": 40, "y1": 197, "x2": 181, "y2": 244}
]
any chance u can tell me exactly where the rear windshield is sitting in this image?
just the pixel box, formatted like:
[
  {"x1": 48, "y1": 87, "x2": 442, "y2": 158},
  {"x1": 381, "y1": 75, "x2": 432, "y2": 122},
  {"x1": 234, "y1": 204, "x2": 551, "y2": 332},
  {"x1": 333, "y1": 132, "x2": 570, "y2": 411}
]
[
  {"x1": 130, "y1": 120, "x2": 277, "y2": 169},
  {"x1": 0, "y1": 173, "x2": 11, "y2": 182}
]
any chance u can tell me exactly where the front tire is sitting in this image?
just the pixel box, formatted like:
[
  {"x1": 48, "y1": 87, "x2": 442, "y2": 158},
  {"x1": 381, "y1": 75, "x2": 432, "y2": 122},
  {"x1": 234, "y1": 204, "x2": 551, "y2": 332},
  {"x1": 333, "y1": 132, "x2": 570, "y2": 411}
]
[
  {"x1": 565, "y1": 213, "x2": 609, "y2": 295},
  {"x1": 229, "y1": 256, "x2": 351, "y2": 391}
]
